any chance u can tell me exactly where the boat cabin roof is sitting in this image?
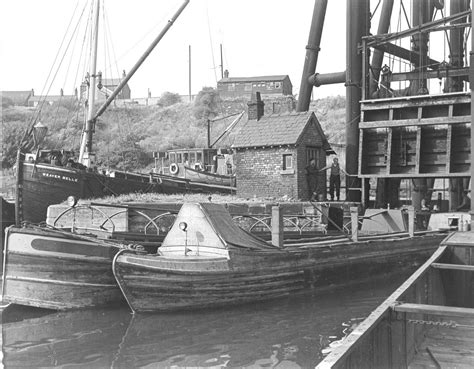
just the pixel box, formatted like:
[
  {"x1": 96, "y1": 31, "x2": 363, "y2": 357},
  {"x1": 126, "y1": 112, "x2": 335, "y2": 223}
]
[{"x1": 161, "y1": 203, "x2": 277, "y2": 252}]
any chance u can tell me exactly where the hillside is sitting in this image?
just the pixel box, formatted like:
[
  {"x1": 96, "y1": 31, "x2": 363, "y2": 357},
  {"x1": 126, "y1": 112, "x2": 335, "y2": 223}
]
[{"x1": 1, "y1": 93, "x2": 346, "y2": 171}]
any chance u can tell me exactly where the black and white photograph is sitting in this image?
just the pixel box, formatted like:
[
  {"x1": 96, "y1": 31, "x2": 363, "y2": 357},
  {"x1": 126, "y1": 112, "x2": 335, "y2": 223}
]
[{"x1": 1, "y1": 0, "x2": 474, "y2": 367}]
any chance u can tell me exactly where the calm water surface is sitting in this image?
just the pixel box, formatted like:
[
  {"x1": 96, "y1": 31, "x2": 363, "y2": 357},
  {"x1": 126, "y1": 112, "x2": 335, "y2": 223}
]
[{"x1": 1, "y1": 274, "x2": 407, "y2": 368}]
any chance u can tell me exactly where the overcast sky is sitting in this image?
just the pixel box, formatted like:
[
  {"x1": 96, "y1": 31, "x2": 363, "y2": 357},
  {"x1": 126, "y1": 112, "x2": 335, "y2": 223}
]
[
  {"x1": 2, "y1": 1, "x2": 460, "y2": 100},
  {"x1": 1, "y1": 0, "x2": 352, "y2": 99}
]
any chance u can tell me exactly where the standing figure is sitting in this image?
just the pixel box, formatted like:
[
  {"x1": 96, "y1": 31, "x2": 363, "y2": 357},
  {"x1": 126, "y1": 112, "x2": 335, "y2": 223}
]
[
  {"x1": 305, "y1": 158, "x2": 319, "y2": 201},
  {"x1": 320, "y1": 157, "x2": 347, "y2": 201}
]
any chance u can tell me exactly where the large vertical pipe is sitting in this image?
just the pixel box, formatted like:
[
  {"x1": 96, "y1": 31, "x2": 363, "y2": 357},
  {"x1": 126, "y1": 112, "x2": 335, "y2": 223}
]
[
  {"x1": 345, "y1": 0, "x2": 369, "y2": 202},
  {"x1": 369, "y1": 0, "x2": 394, "y2": 96},
  {"x1": 470, "y1": 1, "x2": 474, "y2": 226},
  {"x1": 447, "y1": 0, "x2": 469, "y2": 210},
  {"x1": 411, "y1": 0, "x2": 433, "y2": 210},
  {"x1": 296, "y1": 0, "x2": 328, "y2": 112}
]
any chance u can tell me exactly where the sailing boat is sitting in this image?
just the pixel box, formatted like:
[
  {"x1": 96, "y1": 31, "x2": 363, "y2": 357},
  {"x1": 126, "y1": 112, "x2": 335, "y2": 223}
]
[
  {"x1": 1, "y1": 0, "x2": 191, "y2": 311},
  {"x1": 13, "y1": 0, "x2": 230, "y2": 225}
]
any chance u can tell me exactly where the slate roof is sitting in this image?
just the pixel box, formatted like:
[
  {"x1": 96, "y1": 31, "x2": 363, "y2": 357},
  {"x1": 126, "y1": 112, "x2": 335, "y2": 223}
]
[
  {"x1": 218, "y1": 75, "x2": 289, "y2": 83},
  {"x1": 232, "y1": 111, "x2": 332, "y2": 151}
]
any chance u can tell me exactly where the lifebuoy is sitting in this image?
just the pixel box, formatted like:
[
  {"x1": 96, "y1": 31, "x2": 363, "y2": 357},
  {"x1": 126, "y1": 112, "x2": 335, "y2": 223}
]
[
  {"x1": 169, "y1": 163, "x2": 179, "y2": 175},
  {"x1": 194, "y1": 162, "x2": 203, "y2": 171}
]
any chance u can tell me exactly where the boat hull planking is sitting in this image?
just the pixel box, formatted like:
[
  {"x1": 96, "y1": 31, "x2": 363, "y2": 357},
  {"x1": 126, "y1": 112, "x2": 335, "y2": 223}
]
[
  {"x1": 2, "y1": 226, "x2": 125, "y2": 310},
  {"x1": 113, "y1": 234, "x2": 444, "y2": 312}
]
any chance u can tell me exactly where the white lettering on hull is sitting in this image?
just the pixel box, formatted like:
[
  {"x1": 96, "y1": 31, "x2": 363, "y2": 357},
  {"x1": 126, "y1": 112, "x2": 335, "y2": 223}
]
[{"x1": 42, "y1": 172, "x2": 78, "y2": 182}]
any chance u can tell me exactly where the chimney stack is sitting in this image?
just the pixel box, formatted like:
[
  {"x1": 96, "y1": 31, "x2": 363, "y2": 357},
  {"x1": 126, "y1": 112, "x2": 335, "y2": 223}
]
[
  {"x1": 224, "y1": 69, "x2": 229, "y2": 78},
  {"x1": 247, "y1": 92, "x2": 264, "y2": 121}
]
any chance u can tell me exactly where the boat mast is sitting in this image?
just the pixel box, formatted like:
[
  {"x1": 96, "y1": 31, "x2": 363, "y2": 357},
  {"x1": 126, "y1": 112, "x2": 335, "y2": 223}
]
[
  {"x1": 79, "y1": 0, "x2": 101, "y2": 167},
  {"x1": 92, "y1": 0, "x2": 190, "y2": 120}
]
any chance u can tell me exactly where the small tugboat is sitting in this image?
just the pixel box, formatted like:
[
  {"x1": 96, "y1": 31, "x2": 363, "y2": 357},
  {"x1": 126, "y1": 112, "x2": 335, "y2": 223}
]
[
  {"x1": 112, "y1": 202, "x2": 445, "y2": 313},
  {"x1": 154, "y1": 147, "x2": 236, "y2": 190},
  {"x1": 317, "y1": 231, "x2": 474, "y2": 369}
]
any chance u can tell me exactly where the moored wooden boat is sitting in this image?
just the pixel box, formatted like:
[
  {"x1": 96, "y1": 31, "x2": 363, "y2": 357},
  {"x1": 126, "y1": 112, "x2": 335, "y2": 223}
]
[
  {"x1": 112, "y1": 202, "x2": 446, "y2": 313},
  {"x1": 1, "y1": 225, "x2": 127, "y2": 310},
  {"x1": 317, "y1": 231, "x2": 474, "y2": 369}
]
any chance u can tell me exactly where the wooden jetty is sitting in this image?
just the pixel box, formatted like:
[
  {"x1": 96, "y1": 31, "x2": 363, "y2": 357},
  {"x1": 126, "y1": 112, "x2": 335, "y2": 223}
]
[
  {"x1": 317, "y1": 231, "x2": 474, "y2": 369},
  {"x1": 112, "y1": 202, "x2": 445, "y2": 313}
]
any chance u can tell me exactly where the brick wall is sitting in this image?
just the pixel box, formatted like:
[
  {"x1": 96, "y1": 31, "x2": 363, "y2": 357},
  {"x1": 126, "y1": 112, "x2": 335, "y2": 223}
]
[{"x1": 235, "y1": 146, "x2": 300, "y2": 198}]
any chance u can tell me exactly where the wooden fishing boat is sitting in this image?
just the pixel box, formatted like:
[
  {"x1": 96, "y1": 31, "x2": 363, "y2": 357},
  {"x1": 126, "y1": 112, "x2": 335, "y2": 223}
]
[
  {"x1": 14, "y1": 0, "x2": 206, "y2": 225},
  {"x1": 112, "y1": 202, "x2": 446, "y2": 313},
  {"x1": 18, "y1": 159, "x2": 191, "y2": 224},
  {"x1": 317, "y1": 231, "x2": 474, "y2": 369}
]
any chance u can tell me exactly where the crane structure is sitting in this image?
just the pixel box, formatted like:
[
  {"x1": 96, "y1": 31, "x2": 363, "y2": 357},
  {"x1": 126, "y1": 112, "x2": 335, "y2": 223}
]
[{"x1": 298, "y1": 0, "x2": 474, "y2": 214}]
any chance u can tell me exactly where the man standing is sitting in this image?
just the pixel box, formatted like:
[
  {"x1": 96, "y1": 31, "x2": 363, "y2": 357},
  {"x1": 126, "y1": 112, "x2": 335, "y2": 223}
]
[
  {"x1": 320, "y1": 157, "x2": 347, "y2": 201},
  {"x1": 305, "y1": 158, "x2": 319, "y2": 201}
]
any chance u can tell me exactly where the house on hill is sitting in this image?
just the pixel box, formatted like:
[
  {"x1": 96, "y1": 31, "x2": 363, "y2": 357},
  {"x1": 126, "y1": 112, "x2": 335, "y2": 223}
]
[
  {"x1": 28, "y1": 89, "x2": 78, "y2": 107},
  {"x1": 232, "y1": 93, "x2": 333, "y2": 200},
  {"x1": 217, "y1": 72, "x2": 292, "y2": 99},
  {"x1": 1, "y1": 90, "x2": 34, "y2": 106},
  {"x1": 80, "y1": 70, "x2": 131, "y2": 102}
]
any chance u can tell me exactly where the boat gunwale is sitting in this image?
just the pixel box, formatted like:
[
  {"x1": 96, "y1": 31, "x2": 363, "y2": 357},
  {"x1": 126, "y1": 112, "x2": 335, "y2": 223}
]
[{"x1": 316, "y1": 244, "x2": 448, "y2": 369}]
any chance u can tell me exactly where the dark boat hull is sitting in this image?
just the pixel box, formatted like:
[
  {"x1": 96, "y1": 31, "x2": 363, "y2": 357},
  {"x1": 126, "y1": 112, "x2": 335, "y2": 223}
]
[
  {"x1": 113, "y1": 233, "x2": 444, "y2": 312},
  {"x1": 20, "y1": 162, "x2": 191, "y2": 223},
  {"x1": 2, "y1": 226, "x2": 124, "y2": 310}
]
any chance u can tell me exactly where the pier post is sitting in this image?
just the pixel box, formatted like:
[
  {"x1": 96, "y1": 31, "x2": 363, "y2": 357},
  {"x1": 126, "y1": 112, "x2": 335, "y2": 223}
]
[
  {"x1": 350, "y1": 206, "x2": 358, "y2": 242},
  {"x1": 407, "y1": 206, "x2": 415, "y2": 237},
  {"x1": 272, "y1": 205, "x2": 284, "y2": 248}
]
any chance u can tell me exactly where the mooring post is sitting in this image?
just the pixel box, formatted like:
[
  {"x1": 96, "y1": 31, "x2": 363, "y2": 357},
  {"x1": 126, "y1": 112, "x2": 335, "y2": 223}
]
[
  {"x1": 272, "y1": 205, "x2": 284, "y2": 248},
  {"x1": 408, "y1": 206, "x2": 415, "y2": 237},
  {"x1": 350, "y1": 206, "x2": 358, "y2": 242}
]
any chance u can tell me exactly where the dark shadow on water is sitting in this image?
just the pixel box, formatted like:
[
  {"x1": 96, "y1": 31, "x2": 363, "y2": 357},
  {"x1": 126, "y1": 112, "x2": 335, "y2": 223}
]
[{"x1": 1, "y1": 271, "x2": 410, "y2": 368}]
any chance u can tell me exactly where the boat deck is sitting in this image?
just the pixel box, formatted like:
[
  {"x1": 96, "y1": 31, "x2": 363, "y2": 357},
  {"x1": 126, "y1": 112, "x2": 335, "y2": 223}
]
[{"x1": 409, "y1": 317, "x2": 474, "y2": 369}]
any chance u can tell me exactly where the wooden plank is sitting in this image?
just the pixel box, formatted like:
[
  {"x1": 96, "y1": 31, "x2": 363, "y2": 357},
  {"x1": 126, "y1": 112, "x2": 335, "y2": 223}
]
[
  {"x1": 387, "y1": 128, "x2": 392, "y2": 175},
  {"x1": 316, "y1": 246, "x2": 447, "y2": 369},
  {"x1": 415, "y1": 127, "x2": 421, "y2": 174},
  {"x1": 446, "y1": 124, "x2": 452, "y2": 173},
  {"x1": 431, "y1": 263, "x2": 474, "y2": 272},
  {"x1": 393, "y1": 303, "x2": 474, "y2": 318},
  {"x1": 360, "y1": 116, "x2": 470, "y2": 129}
]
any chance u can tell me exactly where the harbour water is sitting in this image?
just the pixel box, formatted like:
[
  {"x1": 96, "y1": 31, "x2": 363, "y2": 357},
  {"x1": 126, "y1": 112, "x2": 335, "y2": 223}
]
[{"x1": 1, "y1": 272, "x2": 410, "y2": 368}]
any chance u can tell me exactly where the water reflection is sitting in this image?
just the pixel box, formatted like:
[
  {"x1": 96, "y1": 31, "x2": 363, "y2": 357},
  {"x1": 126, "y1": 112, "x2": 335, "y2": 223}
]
[{"x1": 2, "y1": 274, "x2": 407, "y2": 368}]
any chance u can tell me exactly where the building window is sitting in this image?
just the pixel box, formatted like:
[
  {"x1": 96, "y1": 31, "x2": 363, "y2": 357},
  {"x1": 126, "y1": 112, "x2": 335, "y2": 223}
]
[
  {"x1": 275, "y1": 82, "x2": 282, "y2": 89},
  {"x1": 177, "y1": 153, "x2": 182, "y2": 163},
  {"x1": 283, "y1": 154, "x2": 293, "y2": 170},
  {"x1": 169, "y1": 153, "x2": 176, "y2": 163},
  {"x1": 228, "y1": 83, "x2": 235, "y2": 91},
  {"x1": 244, "y1": 83, "x2": 252, "y2": 91}
]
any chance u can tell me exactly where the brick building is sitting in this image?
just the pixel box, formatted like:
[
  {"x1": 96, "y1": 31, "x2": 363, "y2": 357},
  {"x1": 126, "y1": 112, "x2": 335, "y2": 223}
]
[
  {"x1": 217, "y1": 73, "x2": 292, "y2": 99},
  {"x1": 232, "y1": 93, "x2": 333, "y2": 199}
]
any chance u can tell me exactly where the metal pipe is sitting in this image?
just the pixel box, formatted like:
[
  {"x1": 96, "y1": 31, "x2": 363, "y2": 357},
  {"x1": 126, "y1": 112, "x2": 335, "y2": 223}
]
[
  {"x1": 369, "y1": 0, "x2": 395, "y2": 95},
  {"x1": 309, "y1": 71, "x2": 346, "y2": 87},
  {"x1": 345, "y1": 0, "x2": 369, "y2": 202},
  {"x1": 470, "y1": 3, "x2": 474, "y2": 225},
  {"x1": 448, "y1": 0, "x2": 469, "y2": 210},
  {"x1": 296, "y1": 0, "x2": 328, "y2": 112}
]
